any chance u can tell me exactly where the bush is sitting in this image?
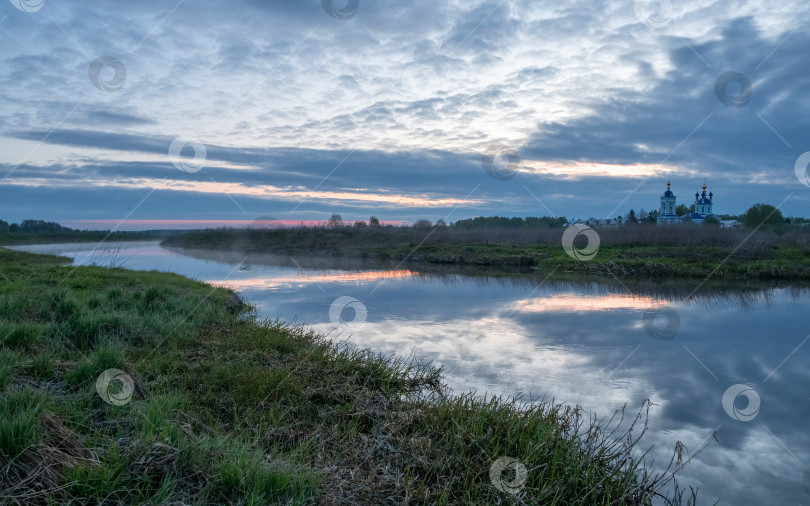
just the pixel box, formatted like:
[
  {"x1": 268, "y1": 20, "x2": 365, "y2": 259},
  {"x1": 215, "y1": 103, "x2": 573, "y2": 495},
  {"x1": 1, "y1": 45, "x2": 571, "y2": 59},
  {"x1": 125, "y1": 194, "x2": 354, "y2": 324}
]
[
  {"x1": 702, "y1": 216, "x2": 720, "y2": 226},
  {"x1": 742, "y1": 203, "x2": 785, "y2": 229}
]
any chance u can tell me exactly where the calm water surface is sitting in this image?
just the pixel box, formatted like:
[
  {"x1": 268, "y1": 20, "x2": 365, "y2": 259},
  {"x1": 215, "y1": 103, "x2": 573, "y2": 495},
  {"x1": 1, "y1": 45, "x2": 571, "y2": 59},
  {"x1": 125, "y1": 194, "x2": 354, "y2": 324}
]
[{"x1": 12, "y1": 241, "x2": 810, "y2": 505}]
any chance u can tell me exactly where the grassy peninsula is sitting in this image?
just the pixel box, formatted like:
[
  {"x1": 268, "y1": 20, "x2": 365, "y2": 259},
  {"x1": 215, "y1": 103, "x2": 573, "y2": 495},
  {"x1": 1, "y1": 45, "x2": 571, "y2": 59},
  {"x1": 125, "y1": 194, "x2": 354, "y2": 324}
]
[
  {"x1": 0, "y1": 248, "x2": 696, "y2": 504},
  {"x1": 162, "y1": 221, "x2": 810, "y2": 280}
]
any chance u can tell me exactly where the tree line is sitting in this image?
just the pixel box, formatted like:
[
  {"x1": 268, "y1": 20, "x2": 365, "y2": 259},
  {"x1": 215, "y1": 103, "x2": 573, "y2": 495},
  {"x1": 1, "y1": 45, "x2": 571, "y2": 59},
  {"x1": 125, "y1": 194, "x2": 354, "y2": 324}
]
[
  {"x1": 0, "y1": 219, "x2": 75, "y2": 234},
  {"x1": 326, "y1": 214, "x2": 568, "y2": 229},
  {"x1": 331, "y1": 202, "x2": 807, "y2": 232},
  {"x1": 6, "y1": 204, "x2": 807, "y2": 237}
]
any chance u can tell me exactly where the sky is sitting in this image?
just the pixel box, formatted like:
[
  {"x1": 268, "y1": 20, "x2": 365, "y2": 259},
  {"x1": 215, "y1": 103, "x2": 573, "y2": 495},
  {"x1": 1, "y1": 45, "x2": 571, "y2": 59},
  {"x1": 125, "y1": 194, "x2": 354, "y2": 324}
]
[{"x1": 1, "y1": 0, "x2": 809, "y2": 229}]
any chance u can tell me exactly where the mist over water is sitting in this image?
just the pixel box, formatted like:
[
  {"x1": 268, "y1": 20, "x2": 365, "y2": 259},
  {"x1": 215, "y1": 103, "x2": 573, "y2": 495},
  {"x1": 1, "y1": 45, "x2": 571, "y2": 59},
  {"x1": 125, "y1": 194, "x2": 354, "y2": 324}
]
[{"x1": 13, "y1": 241, "x2": 810, "y2": 505}]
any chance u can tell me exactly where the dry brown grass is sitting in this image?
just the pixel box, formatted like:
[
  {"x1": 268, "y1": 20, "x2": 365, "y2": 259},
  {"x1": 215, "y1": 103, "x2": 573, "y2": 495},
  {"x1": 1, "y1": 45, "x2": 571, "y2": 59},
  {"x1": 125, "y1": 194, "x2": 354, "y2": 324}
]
[
  {"x1": 421, "y1": 223, "x2": 810, "y2": 250},
  {"x1": 0, "y1": 413, "x2": 99, "y2": 505}
]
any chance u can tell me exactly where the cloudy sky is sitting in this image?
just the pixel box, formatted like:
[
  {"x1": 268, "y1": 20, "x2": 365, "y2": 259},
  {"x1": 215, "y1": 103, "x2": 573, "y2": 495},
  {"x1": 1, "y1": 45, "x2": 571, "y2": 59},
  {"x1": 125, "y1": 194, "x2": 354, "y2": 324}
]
[{"x1": 1, "y1": 0, "x2": 809, "y2": 229}]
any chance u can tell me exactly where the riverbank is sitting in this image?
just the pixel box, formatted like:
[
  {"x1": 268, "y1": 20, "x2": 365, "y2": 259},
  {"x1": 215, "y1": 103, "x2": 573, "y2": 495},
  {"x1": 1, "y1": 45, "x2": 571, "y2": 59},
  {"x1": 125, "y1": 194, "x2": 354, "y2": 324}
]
[
  {"x1": 162, "y1": 226, "x2": 810, "y2": 280},
  {"x1": 0, "y1": 247, "x2": 696, "y2": 504}
]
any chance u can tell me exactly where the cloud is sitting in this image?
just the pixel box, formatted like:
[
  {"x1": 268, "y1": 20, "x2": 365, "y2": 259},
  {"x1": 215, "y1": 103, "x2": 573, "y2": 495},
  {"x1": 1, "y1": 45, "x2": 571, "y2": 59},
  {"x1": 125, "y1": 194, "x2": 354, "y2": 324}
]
[
  {"x1": 522, "y1": 16, "x2": 810, "y2": 179},
  {"x1": 1, "y1": 0, "x2": 809, "y2": 224}
]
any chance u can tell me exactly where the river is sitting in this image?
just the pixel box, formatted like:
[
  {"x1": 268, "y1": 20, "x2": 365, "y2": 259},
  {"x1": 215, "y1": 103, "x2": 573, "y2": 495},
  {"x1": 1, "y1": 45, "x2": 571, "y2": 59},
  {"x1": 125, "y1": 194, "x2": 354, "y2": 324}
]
[{"x1": 11, "y1": 241, "x2": 810, "y2": 505}]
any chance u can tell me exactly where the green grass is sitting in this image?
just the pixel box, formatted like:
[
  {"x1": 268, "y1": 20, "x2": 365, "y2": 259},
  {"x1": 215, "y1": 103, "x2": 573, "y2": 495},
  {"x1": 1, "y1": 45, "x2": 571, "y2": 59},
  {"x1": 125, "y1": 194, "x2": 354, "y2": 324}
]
[
  {"x1": 163, "y1": 225, "x2": 810, "y2": 280},
  {"x1": 0, "y1": 247, "x2": 697, "y2": 504}
]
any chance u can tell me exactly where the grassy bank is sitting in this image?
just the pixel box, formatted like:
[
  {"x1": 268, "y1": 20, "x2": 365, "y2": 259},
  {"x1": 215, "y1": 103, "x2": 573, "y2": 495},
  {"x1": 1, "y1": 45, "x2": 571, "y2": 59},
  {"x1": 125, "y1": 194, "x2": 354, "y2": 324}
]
[
  {"x1": 0, "y1": 248, "x2": 697, "y2": 504},
  {"x1": 162, "y1": 224, "x2": 810, "y2": 280}
]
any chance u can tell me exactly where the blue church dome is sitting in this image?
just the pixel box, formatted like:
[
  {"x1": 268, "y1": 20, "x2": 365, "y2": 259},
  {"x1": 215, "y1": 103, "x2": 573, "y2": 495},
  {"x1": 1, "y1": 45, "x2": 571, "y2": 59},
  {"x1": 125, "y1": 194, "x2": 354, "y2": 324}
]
[{"x1": 661, "y1": 181, "x2": 675, "y2": 198}]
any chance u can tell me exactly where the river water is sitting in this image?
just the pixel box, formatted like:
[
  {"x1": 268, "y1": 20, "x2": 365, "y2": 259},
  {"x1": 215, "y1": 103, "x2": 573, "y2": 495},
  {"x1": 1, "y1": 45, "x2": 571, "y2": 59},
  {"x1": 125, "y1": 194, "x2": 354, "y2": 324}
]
[{"x1": 11, "y1": 241, "x2": 810, "y2": 505}]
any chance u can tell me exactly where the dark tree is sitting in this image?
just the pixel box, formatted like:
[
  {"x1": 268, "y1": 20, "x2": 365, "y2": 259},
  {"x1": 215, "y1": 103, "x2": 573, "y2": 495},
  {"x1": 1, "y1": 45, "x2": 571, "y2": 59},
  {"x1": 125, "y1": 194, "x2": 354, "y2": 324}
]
[
  {"x1": 742, "y1": 204, "x2": 784, "y2": 229},
  {"x1": 702, "y1": 215, "x2": 720, "y2": 226},
  {"x1": 328, "y1": 214, "x2": 343, "y2": 227},
  {"x1": 452, "y1": 216, "x2": 567, "y2": 229}
]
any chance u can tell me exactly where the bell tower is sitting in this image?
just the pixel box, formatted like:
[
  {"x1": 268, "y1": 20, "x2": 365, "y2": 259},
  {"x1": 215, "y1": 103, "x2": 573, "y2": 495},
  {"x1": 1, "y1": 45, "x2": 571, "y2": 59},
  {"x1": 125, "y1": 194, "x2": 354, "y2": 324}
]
[{"x1": 657, "y1": 181, "x2": 679, "y2": 224}]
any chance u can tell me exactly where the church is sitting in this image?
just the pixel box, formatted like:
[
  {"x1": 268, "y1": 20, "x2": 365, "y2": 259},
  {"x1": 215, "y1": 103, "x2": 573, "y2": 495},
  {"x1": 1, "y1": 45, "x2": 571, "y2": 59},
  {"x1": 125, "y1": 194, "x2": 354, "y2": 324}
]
[{"x1": 656, "y1": 181, "x2": 716, "y2": 224}]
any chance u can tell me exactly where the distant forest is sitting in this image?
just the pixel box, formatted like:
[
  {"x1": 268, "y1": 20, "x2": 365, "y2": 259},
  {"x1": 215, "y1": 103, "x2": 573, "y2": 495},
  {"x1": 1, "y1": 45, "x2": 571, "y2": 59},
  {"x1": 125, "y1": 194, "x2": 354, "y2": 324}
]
[
  {"x1": 0, "y1": 219, "x2": 75, "y2": 234},
  {"x1": 0, "y1": 220, "x2": 152, "y2": 237},
  {"x1": 450, "y1": 216, "x2": 568, "y2": 229}
]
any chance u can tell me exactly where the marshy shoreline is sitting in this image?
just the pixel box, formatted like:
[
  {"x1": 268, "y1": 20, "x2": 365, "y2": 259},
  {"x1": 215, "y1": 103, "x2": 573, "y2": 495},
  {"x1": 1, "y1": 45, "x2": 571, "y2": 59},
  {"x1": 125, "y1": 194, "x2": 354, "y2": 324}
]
[
  {"x1": 162, "y1": 224, "x2": 810, "y2": 281},
  {"x1": 0, "y1": 247, "x2": 700, "y2": 504}
]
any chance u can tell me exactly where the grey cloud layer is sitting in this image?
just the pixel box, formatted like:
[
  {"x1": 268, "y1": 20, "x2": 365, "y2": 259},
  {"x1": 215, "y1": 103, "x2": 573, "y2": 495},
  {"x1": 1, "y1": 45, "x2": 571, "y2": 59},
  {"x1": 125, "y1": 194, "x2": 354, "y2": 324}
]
[{"x1": 1, "y1": 0, "x2": 809, "y2": 222}]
